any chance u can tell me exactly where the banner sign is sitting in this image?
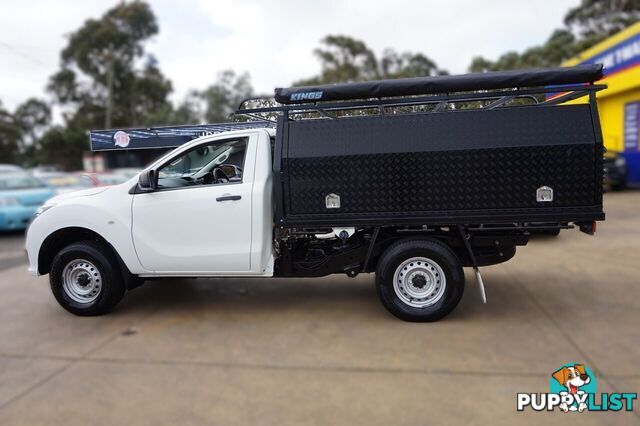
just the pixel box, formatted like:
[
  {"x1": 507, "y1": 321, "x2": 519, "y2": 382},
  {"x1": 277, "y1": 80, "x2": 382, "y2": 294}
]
[
  {"x1": 582, "y1": 33, "x2": 640, "y2": 78},
  {"x1": 89, "y1": 122, "x2": 274, "y2": 151}
]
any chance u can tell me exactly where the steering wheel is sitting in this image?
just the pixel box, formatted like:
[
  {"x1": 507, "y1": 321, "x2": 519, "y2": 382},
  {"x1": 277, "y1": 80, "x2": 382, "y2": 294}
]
[{"x1": 213, "y1": 167, "x2": 230, "y2": 183}]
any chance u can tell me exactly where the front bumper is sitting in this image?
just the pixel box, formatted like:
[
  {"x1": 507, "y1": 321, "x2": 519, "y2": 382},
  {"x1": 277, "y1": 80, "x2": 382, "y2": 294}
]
[{"x1": 0, "y1": 205, "x2": 38, "y2": 231}]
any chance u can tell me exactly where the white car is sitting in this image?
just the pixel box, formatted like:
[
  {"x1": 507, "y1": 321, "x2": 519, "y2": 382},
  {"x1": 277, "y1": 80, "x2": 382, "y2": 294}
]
[
  {"x1": 0, "y1": 164, "x2": 26, "y2": 174},
  {"x1": 27, "y1": 128, "x2": 275, "y2": 315},
  {"x1": 25, "y1": 66, "x2": 605, "y2": 322}
]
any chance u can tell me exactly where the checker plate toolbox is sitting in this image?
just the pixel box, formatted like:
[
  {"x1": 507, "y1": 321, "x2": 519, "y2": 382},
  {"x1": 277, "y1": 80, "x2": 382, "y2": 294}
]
[{"x1": 238, "y1": 64, "x2": 606, "y2": 228}]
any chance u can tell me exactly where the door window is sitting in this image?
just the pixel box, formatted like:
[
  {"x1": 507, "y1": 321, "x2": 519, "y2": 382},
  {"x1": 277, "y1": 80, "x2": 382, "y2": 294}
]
[{"x1": 157, "y1": 138, "x2": 248, "y2": 189}]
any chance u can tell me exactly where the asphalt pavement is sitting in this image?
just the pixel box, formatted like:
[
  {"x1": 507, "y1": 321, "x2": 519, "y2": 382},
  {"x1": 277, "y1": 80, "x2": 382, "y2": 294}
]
[
  {"x1": 0, "y1": 192, "x2": 638, "y2": 425},
  {"x1": 0, "y1": 232, "x2": 27, "y2": 273}
]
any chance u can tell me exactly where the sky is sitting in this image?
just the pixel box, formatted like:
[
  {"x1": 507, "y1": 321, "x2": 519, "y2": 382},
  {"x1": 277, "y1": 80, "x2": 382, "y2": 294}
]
[{"x1": 0, "y1": 0, "x2": 581, "y2": 112}]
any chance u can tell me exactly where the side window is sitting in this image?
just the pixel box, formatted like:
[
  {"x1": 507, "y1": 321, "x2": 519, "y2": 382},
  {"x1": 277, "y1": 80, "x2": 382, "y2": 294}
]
[{"x1": 157, "y1": 138, "x2": 248, "y2": 189}]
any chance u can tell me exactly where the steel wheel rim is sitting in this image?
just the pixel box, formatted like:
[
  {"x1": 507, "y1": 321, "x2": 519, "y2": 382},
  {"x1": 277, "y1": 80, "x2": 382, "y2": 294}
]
[
  {"x1": 393, "y1": 257, "x2": 446, "y2": 308},
  {"x1": 62, "y1": 259, "x2": 102, "y2": 304}
]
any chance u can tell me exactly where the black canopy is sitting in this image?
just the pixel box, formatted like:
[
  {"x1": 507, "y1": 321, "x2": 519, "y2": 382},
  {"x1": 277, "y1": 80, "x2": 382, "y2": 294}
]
[{"x1": 274, "y1": 64, "x2": 603, "y2": 105}]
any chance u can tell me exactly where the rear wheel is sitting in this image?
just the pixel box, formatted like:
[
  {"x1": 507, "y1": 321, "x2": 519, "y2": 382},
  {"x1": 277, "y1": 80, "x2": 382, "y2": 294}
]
[
  {"x1": 375, "y1": 239, "x2": 464, "y2": 322},
  {"x1": 50, "y1": 241, "x2": 125, "y2": 316}
]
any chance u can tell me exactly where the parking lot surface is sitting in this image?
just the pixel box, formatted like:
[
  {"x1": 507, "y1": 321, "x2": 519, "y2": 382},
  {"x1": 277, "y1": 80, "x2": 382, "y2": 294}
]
[{"x1": 0, "y1": 192, "x2": 639, "y2": 425}]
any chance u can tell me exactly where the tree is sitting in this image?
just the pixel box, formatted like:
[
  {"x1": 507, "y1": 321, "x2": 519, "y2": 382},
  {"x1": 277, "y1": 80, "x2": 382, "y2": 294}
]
[
  {"x1": 469, "y1": 30, "x2": 577, "y2": 72},
  {"x1": 0, "y1": 99, "x2": 51, "y2": 166},
  {"x1": 468, "y1": 0, "x2": 640, "y2": 72},
  {"x1": 35, "y1": 127, "x2": 87, "y2": 171},
  {"x1": 49, "y1": 1, "x2": 172, "y2": 128},
  {"x1": 296, "y1": 35, "x2": 446, "y2": 85},
  {"x1": 565, "y1": 0, "x2": 640, "y2": 40},
  {"x1": 199, "y1": 70, "x2": 253, "y2": 123},
  {"x1": 42, "y1": 1, "x2": 174, "y2": 169},
  {"x1": 14, "y1": 99, "x2": 51, "y2": 147},
  {"x1": 0, "y1": 101, "x2": 22, "y2": 164},
  {"x1": 172, "y1": 92, "x2": 203, "y2": 123}
]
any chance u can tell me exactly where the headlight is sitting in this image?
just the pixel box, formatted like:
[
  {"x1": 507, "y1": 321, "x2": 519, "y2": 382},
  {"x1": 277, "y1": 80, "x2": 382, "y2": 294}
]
[
  {"x1": 0, "y1": 197, "x2": 20, "y2": 206},
  {"x1": 34, "y1": 203, "x2": 56, "y2": 218},
  {"x1": 615, "y1": 157, "x2": 626, "y2": 168}
]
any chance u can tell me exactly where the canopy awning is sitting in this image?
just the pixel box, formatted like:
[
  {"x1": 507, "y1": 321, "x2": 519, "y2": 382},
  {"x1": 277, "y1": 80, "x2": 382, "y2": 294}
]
[{"x1": 274, "y1": 64, "x2": 603, "y2": 105}]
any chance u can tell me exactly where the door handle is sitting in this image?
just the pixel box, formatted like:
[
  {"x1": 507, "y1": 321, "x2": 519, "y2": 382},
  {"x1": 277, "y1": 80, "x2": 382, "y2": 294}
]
[{"x1": 216, "y1": 195, "x2": 241, "y2": 202}]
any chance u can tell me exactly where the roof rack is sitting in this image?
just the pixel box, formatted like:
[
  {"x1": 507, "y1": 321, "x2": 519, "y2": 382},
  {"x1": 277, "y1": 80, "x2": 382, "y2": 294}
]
[
  {"x1": 235, "y1": 64, "x2": 606, "y2": 121},
  {"x1": 89, "y1": 121, "x2": 274, "y2": 152}
]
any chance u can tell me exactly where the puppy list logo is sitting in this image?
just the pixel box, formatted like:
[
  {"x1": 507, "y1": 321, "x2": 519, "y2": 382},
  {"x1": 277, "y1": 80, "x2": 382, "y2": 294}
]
[{"x1": 517, "y1": 363, "x2": 637, "y2": 413}]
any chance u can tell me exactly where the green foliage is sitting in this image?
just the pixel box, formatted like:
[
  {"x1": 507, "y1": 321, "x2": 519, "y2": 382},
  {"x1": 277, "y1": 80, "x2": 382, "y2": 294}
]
[
  {"x1": 49, "y1": 1, "x2": 172, "y2": 129},
  {"x1": 469, "y1": 0, "x2": 640, "y2": 72},
  {"x1": 469, "y1": 30, "x2": 578, "y2": 72},
  {"x1": 14, "y1": 99, "x2": 51, "y2": 133},
  {"x1": 0, "y1": 99, "x2": 51, "y2": 166},
  {"x1": 565, "y1": 0, "x2": 640, "y2": 39},
  {"x1": 296, "y1": 35, "x2": 446, "y2": 85},
  {"x1": 37, "y1": 0, "x2": 176, "y2": 169},
  {"x1": 0, "y1": 101, "x2": 22, "y2": 164},
  {"x1": 199, "y1": 70, "x2": 253, "y2": 123},
  {"x1": 59, "y1": 1, "x2": 158, "y2": 82},
  {"x1": 35, "y1": 126, "x2": 87, "y2": 171}
]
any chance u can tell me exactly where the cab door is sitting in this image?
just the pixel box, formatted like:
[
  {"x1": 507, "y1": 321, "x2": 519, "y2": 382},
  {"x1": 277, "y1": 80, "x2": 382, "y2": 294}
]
[{"x1": 131, "y1": 134, "x2": 256, "y2": 274}]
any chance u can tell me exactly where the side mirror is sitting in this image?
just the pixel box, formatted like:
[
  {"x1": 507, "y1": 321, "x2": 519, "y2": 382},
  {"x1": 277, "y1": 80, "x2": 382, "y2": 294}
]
[{"x1": 138, "y1": 169, "x2": 157, "y2": 192}]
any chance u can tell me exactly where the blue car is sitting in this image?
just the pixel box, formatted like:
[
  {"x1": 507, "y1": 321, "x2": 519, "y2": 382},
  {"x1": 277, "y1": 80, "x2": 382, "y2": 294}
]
[{"x1": 0, "y1": 174, "x2": 55, "y2": 231}]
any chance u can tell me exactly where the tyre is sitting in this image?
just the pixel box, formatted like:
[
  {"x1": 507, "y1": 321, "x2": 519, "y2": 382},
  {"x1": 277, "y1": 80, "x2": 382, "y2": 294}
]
[
  {"x1": 49, "y1": 240, "x2": 126, "y2": 316},
  {"x1": 375, "y1": 238, "x2": 465, "y2": 322}
]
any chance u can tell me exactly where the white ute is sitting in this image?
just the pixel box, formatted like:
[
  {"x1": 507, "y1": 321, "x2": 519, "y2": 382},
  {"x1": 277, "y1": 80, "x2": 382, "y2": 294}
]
[
  {"x1": 26, "y1": 66, "x2": 606, "y2": 322},
  {"x1": 27, "y1": 128, "x2": 276, "y2": 315}
]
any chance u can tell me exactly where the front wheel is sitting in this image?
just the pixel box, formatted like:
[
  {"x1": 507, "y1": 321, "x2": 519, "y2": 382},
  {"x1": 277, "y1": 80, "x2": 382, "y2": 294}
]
[
  {"x1": 375, "y1": 239, "x2": 465, "y2": 322},
  {"x1": 50, "y1": 241, "x2": 126, "y2": 316}
]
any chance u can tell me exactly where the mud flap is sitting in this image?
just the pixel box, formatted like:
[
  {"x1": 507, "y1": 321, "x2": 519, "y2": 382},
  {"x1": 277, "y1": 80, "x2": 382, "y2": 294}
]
[{"x1": 457, "y1": 225, "x2": 487, "y2": 304}]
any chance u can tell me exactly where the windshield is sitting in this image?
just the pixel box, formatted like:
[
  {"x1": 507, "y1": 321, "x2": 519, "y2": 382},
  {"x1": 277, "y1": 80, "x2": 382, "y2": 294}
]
[
  {"x1": 42, "y1": 175, "x2": 93, "y2": 189},
  {"x1": 0, "y1": 175, "x2": 46, "y2": 190}
]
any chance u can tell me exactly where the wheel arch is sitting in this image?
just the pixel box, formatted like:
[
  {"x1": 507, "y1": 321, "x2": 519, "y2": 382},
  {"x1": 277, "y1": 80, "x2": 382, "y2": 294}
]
[
  {"x1": 366, "y1": 235, "x2": 457, "y2": 273},
  {"x1": 38, "y1": 227, "x2": 139, "y2": 289}
]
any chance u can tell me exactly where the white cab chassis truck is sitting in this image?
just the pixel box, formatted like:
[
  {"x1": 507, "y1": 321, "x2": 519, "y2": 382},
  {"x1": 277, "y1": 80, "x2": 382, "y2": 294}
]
[{"x1": 26, "y1": 65, "x2": 606, "y2": 321}]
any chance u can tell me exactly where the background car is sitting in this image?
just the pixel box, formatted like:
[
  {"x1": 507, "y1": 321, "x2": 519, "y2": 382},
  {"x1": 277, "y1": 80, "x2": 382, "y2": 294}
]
[
  {"x1": 0, "y1": 164, "x2": 26, "y2": 174},
  {"x1": 75, "y1": 172, "x2": 130, "y2": 187},
  {"x1": 0, "y1": 174, "x2": 55, "y2": 231},
  {"x1": 37, "y1": 172, "x2": 94, "y2": 194},
  {"x1": 29, "y1": 165, "x2": 60, "y2": 177},
  {"x1": 112, "y1": 167, "x2": 141, "y2": 179},
  {"x1": 603, "y1": 151, "x2": 627, "y2": 191}
]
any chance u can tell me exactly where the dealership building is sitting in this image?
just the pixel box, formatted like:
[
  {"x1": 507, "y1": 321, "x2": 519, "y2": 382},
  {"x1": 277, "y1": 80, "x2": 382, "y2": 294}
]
[{"x1": 563, "y1": 22, "x2": 640, "y2": 185}]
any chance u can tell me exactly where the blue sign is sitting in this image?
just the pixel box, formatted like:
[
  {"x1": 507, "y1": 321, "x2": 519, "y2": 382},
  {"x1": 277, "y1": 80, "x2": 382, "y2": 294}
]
[
  {"x1": 625, "y1": 102, "x2": 640, "y2": 152},
  {"x1": 582, "y1": 33, "x2": 640, "y2": 77}
]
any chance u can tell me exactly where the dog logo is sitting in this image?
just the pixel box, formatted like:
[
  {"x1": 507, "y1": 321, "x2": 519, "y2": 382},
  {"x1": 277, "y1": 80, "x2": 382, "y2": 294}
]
[
  {"x1": 113, "y1": 131, "x2": 130, "y2": 148},
  {"x1": 551, "y1": 364, "x2": 591, "y2": 412},
  {"x1": 517, "y1": 362, "x2": 637, "y2": 413}
]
